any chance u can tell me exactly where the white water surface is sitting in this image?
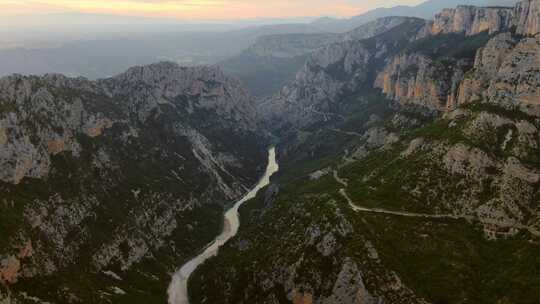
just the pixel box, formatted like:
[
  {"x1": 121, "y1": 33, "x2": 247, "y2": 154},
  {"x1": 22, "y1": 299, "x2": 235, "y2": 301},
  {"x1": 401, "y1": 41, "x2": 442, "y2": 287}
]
[{"x1": 168, "y1": 147, "x2": 279, "y2": 304}]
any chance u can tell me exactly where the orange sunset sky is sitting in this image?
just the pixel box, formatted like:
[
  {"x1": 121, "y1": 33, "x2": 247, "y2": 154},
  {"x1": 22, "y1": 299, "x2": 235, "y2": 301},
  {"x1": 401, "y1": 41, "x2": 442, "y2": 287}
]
[{"x1": 0, "y1": 0, "x2": 426, "y2": 20}]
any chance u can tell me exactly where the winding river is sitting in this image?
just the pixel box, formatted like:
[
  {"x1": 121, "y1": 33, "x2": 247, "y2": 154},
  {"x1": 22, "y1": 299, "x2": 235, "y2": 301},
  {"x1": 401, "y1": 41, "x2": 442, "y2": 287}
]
[{"x1": 167, "y1": 147, "x2": 279, "y2": 304}]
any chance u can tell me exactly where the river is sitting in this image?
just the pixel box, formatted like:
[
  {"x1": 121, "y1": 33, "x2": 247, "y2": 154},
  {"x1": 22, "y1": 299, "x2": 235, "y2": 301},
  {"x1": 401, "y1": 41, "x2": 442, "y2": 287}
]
[{"x1": 167, "y1": 147, "x2": 279, "y2": 304}]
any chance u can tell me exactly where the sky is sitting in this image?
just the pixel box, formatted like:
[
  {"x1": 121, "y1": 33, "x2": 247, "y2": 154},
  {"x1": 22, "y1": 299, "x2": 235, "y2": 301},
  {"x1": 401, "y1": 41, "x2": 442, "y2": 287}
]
[{"x1": 1, "y1": 0, "x2": 427, "y2": 20}]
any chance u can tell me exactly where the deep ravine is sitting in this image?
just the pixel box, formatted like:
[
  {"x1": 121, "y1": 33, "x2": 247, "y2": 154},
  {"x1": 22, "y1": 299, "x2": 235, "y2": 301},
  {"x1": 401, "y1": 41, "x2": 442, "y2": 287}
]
[{"x1": 167, "y1": 147, "x2": 279, "y2": 304}]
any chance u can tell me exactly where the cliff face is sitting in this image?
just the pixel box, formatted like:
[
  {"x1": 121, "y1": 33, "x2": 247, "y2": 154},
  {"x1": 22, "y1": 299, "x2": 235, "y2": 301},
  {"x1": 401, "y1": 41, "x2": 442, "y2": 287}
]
[
  {"x1": 375, "y1": 0, "x2": 540, "y2": 113},
  {"x1": 458, "y1": 33, "x2": 540, "y2": 115},
  {"x1": 260, "y1": 1, "x2": 540, "y2": 127},
  {"x1": 428, "y1": 0, "x2": 540, "y2": 37},
  {"x1": 0, "y1": 62, "x2": 267, "y2": 303},
  {"x1": 429, "y1": 5, "x2": 514, "y2": 36},
  {"x1": 374, "y1": 54, "x2": 472, "y2": 111},
  {"x1": 515, "y1": 0, "x2": 540, "y2": 35}
]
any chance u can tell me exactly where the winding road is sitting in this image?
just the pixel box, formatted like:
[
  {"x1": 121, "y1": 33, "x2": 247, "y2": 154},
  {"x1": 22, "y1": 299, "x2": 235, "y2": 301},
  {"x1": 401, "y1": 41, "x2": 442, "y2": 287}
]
[
  {"x1": 167, "y1": 147, "x2": 279, "y2": 304},
  {"x1": 334, "y1": 169, "x2": 473, "y2": 219},
  {"x1": 333, "y1": 170, "x2": 540, "y2": 236}
]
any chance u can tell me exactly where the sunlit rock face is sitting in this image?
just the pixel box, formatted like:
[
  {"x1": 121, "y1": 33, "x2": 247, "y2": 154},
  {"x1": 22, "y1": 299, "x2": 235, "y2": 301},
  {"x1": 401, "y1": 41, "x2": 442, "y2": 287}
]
[
  {"x1": 514, "y1": 0, "x2": 540, "y2": 36},
  {"x1": 375, "y1": 53, "x2": 471, "y2": 111},
  {"x1": 427, "y1": 0, "x2": 540, "y2": 37},
  {"x1": 429, "y1": 5, "x2": 514, "y2": 36}
]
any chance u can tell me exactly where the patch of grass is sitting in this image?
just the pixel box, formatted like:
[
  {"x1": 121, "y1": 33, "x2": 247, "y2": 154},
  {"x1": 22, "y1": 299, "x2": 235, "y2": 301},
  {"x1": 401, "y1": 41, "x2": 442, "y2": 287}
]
[
  {"x1": 0, "y1": 99, "x2": 17, "y2": 114},
  {"x1": 412, "y1": 118, "x2": 470, "y2": 144}
]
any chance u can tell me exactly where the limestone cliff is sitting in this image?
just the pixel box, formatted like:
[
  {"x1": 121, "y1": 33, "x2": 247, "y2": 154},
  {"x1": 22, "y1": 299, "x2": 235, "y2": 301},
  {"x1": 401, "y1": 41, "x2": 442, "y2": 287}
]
[
  {"x1": 427, "y1": 0, "x2": 540, "y2": 37},
  {"x1": 375, "y1": 0, "x2": 540, "y2": 113},
  {"x1": 429, "y1": 5, "x2": 514, "y2": 36},
  {"x1": 374, "y1": 53, "x2": 472, "y2": 111},
  {"x1": 515, "y1": 0, "x2": 540, "y2": 35},
  {"x1": 259, "y1": 0, "x2": 540, "y2": 119},
  {"x1": 458, "y1": 33, "x2": 540, "y2": 115}
]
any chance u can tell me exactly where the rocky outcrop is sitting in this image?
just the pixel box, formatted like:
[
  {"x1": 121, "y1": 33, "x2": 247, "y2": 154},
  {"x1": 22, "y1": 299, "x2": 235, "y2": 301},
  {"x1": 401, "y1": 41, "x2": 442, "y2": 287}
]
[
  {"x1": 426, "y1": 1, "x2": 540, "y2": 37},
  {"x1": 429, "y1": 5, "x2": 514, "y2": 36},
  {"x1": 320, "y1": 260, "x2": 382, "y2": 304},
  {"x1": 428, "y1": 110, "x2": 540, "y2": 236},
  {"x1": 514, "y1": 0, "x2": 540, "y2": 36},
  {"x1": 376, "y1": 1, "x2": 540, "y2": 113},
  {"x1": 290, "y1": 260, "x2": 383, "y2": 304},
  {"x1": 0, "y1": 242, "x2": 32, "y2": 285},
  {"x1": 258, "y1": 0, "x2": 540, "y2": 123},
  {"x1": 457, "y1": 33, "x2": 517, "y2": 105},
  {"x1": 458, "y1": 33, "x2": 540, "y2": 115},
  {"x1": 259, "y1": 0, "x2": 535, "y2": 124},
  {"x1": 375, "y1": 54, "x2": 472, "y2": 111}
]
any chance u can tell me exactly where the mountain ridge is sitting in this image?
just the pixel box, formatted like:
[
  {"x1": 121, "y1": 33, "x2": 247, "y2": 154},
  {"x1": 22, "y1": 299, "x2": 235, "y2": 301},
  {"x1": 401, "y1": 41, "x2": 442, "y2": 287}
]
[{"x1": 0, "y1": 62, "x2": 268, "y2": 303}]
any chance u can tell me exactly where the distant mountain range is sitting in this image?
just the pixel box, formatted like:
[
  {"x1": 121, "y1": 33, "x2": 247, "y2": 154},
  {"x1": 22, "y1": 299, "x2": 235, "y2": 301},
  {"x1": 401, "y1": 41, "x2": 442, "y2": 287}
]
[{"x1": 0, "y1": 0, "x2": 520, "y2": 80}]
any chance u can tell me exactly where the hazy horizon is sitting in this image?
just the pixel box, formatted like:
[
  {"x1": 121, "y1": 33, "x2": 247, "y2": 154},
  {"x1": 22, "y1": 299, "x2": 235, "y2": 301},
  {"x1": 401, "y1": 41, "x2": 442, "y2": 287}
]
[
  {"x1": 0, "y1": 0, "x2": 427, "y2": 50},
  {"x1": 0, "y1": 0, "x2": 519, "y2": 78},
  {"x1": 2, "y1": 1, "x2": 427, "y2": 21}
]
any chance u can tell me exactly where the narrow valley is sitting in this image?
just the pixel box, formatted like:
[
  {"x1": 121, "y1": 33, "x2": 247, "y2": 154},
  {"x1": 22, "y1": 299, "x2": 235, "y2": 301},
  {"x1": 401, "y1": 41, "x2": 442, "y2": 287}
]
[
  {"x1": 1, "y1": 0, "x2": 539, "y2": 303},
  {"x1": 167, "y1": 148, "x2": 279, "y2": 304}
]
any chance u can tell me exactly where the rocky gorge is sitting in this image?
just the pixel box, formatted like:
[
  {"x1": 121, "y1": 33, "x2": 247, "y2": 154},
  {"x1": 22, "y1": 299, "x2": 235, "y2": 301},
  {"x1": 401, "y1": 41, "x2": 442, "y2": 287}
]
[
  {"x1": 221, "y1": 17, "x2": 413, "y2": 98},
  {"x1": 0, "y1": 0, "x2": 540, "y2": 303}
]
